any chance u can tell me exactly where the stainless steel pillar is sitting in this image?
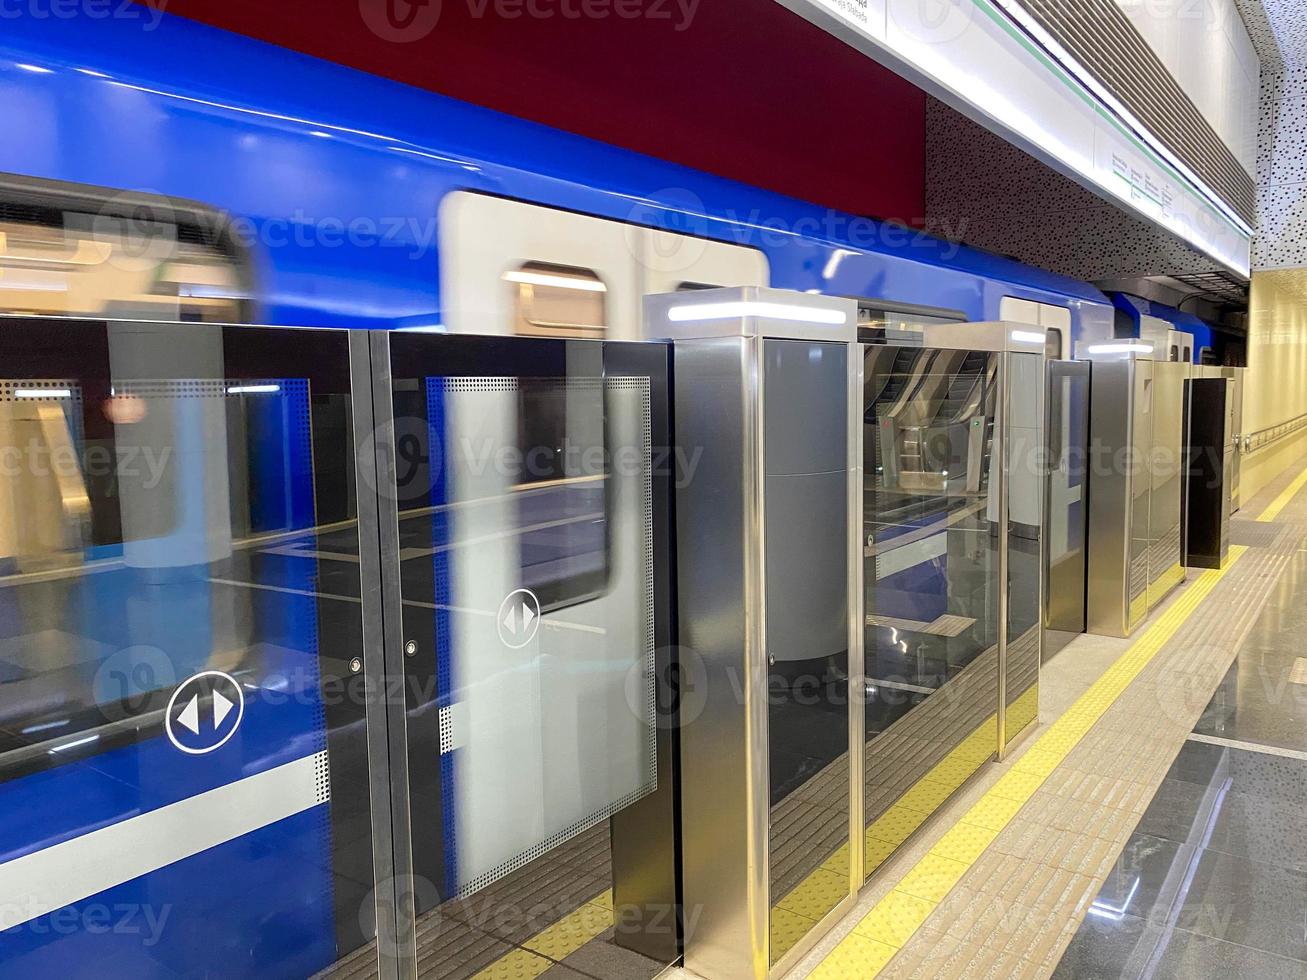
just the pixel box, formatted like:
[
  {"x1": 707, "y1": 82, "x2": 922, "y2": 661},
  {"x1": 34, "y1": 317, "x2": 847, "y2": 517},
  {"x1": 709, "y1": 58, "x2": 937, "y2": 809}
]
[
  {"x1": 644, "y1": 288, "x2": 861, "y2": 980},
  {"x1": 1081, "y1": 341, "x2": 1191, "y2": 637}
]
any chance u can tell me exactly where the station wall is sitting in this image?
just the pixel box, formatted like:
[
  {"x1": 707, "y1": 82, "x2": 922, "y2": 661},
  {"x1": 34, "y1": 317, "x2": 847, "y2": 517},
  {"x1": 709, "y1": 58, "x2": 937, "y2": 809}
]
[{"x1": 1243, "y1": 269, "x2": 1307, "y2": 498}]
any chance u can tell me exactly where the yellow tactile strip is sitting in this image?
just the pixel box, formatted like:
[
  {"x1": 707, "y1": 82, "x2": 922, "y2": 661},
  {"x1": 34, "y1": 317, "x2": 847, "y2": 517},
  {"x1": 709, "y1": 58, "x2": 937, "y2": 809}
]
[
  {"x1": 1256, "y1": 464, "x2": 1307, "y2": 522},
  {"x1": 805, "y1": 548, "x2": 1249, "y2": 979},
  {"x1": 873, "y1": 505, "x2": 1306, "y2": 978},
  {"x1": 469, "y1": 890, "x2": 613, "y2": 980}
]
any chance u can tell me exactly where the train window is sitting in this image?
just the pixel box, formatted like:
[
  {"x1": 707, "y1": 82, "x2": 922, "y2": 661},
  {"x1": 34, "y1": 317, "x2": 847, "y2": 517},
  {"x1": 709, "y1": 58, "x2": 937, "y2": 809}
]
[
  {"x1": 0, "y1": 181, "x2": 250, "y2": 322},
  {"x1": 512, "y1": 379, "x2": 609, "y2": 610},
  {"x1": 505, "y1": 261, "x2": 606, "y2": 339},
  {"x1": 859, "y1": 304, "x2": 962, "y2": 335}
]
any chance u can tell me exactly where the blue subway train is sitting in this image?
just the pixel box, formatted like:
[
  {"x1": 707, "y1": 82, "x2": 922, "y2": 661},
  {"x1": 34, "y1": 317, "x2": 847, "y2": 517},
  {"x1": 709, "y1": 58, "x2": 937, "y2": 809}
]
[
  {"x1": 1108, "y1": 292, "x2": 1221, "y2": 364},
  {"x1": 0, "y1": 10, "x2": 1119, "y2": 979}
]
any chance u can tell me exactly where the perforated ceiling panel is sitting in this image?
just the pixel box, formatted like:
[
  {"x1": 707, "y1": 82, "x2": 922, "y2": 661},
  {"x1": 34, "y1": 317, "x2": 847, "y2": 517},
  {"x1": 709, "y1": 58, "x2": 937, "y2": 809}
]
[
  {"x1": 924, "y1": 99, "x2": 1246, "y2": 283},
  {"x1": 1014, "y1": 0, "x2": 1257, "y2": 227}
]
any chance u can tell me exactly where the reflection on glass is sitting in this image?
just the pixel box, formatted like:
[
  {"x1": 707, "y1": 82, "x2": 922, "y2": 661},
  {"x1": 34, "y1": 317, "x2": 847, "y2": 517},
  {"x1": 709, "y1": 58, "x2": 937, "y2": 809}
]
[
  {"x1": 0, "y1": 318, "x2": 371, "y2": 975},
  {"x1": 0, "y1": 211, "x2": 248, "y2": 321},
  {"x1": 1003, "y1": 352, "x2": 1043, "y2": 744},
  {"x1": 386, "y1": 335, "x2": 671, "y2": 980},
  {"x1": 764, "y1": 340, "x2": 850, "y2": 964},
  {"x1": 1146, "y1": 360, "x2": 1188, "y2": 608},
  {"x1": 862, "y1": 345, "x2": 1000, "y2": 878}
]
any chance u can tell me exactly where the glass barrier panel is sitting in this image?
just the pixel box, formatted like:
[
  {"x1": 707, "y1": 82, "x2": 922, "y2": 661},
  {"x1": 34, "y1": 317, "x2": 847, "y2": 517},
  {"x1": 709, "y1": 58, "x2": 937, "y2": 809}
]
[
  {"x1": 1128, "y1": 362, "x2": 1154, "y2": 630},
  {"x1": 1146, "y1": 360, "x2": 1189, "y2": 608},
  {"x1": 1002, "y1": 351, "x2": 1044, "y2": 746},
  {"x1": 0, "y1": 317, "x2": 375, "y2": 976},
  {"x1": 384, "y1": 333, "x2": 677, "y2": 980},
  {"x1": 861, "y1": 345, "x2": 1000, "y2": 879},
  {"x1": 1045, "y1": 361, "x2": 1090, "y2": 658},
  {"x1": 763, "y1": 339, "x2": 851, "y2": 964}
]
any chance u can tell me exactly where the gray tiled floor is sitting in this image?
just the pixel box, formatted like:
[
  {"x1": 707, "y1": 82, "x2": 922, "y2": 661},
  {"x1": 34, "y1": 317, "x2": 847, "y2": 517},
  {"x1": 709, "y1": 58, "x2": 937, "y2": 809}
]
[{"x1": 1051, "y1": 469, "x2": 1307, "y2": 978}]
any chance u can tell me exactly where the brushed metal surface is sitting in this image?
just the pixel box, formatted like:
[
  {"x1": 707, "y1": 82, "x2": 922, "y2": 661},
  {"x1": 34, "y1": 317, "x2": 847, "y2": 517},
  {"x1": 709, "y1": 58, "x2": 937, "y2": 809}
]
[{"x1": 674, "y1": 336, "x2": 770, "y2": 980}]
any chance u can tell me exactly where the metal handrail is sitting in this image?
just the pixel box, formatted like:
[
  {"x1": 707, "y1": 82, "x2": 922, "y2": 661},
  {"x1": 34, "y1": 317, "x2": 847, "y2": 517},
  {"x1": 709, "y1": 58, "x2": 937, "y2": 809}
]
[{"x1": 1242, "y1": 412, "x2": 1307, "y2": 454}]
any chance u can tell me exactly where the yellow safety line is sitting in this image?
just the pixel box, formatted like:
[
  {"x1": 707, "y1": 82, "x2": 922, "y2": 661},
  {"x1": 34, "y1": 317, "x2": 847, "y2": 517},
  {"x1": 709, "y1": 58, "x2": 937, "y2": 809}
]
[
  {"x1": 808, "y1": 547, "x2": 1248, "y2": 979},
  {"x1": 1258, "y1": 465, "x2": 1307, "y2": 522},
  {"x1": 469, "y1": 890, "x2": 613, "y2": 980}
]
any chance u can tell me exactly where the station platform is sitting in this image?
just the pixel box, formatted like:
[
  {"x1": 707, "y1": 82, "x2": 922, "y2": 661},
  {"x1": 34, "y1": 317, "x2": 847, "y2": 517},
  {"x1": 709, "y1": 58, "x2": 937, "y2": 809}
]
[{"x1": 713, "y1": 456, "x2": 1307, "y2": 980}]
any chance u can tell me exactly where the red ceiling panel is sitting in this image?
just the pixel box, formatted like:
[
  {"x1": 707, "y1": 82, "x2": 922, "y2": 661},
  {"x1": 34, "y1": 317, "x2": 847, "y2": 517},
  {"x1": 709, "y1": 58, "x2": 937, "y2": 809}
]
[{"x1": 138, "y1": 0, "x2": 925, "y2": 221}]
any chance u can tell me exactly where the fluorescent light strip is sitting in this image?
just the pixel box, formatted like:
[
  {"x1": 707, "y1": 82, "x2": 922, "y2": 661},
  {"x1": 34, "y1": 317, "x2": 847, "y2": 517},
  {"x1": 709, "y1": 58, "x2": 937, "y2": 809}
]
[
  {"x1": 0, "y1": 280, "x2": 68, "y2": 292},
  {"x1": 1086, "y1": 342, "x2": 1153, "y2": 355},
  {"x1": 1009, "y1": 330, "x2": 1047, "y2": 345},
  {"x1": 226, "y1": 384, "x2": 281, "y2": 395},
  {"x1": 14, "y1": 388, "x2": 71, "y2": 398},
  {"x1": 501, "y1": 270, "x2": 606, "y2": 292},
  {"x1": 49, "y1": 734, "x2": 99, "y2": 754},
  {"x1": 15, "y1": 63, "x2": 53, "y2": 75},
  {"x1": 667, "y1": 301, "x2": 848, "y2": 326},
  {"x1": 22, "y1": 720, "x2": 70, "y2": 735}
]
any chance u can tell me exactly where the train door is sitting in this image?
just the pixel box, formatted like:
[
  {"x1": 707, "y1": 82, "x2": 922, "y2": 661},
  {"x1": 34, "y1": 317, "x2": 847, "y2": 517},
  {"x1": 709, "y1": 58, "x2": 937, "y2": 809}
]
[{"x1": 438, "y1": 191, "x2": 768, "y2": 342}]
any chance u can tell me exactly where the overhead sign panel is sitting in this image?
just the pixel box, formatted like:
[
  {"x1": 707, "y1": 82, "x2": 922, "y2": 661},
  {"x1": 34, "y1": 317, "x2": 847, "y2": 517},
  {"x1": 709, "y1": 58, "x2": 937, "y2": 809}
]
[{"x1": 777, "y1": 0, "x2": 1253, "y2": 277}]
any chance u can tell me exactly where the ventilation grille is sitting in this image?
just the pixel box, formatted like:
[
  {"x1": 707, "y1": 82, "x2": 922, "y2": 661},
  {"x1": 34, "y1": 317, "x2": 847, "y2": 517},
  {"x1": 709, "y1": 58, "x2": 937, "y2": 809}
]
[
  {"x1": 1169, "y1": 271, "x2": 1250, "y2": 307},
  {"x1": 1014, "y1": 0, "x2": 1256, "y2": 227}
]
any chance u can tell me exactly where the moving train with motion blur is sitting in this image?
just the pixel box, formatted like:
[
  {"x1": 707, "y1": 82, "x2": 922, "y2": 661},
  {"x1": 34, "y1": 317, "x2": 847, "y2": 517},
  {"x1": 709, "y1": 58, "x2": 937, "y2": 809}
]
[{"x1": 0, "y1": 10, "x2": 1230, "y2": 980}]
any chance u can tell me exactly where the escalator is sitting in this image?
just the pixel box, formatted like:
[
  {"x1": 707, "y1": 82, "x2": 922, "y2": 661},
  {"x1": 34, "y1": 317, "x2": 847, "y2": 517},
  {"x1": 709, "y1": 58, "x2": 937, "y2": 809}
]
[{"x1": 872, "y1": 348, "x2": 994, "y2": 496}]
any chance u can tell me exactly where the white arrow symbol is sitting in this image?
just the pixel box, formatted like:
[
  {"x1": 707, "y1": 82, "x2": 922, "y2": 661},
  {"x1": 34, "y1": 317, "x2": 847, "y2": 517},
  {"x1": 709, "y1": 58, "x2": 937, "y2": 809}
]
[
  {"x1": 496, "y1": 588, "x2": 540, "y2": 648},
  {"x1": 213, "y1": 689, "x2": 234, "y2": 729},
  {"x1": 177, "y1": 694, "x2": 200, "y2": 735}
]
